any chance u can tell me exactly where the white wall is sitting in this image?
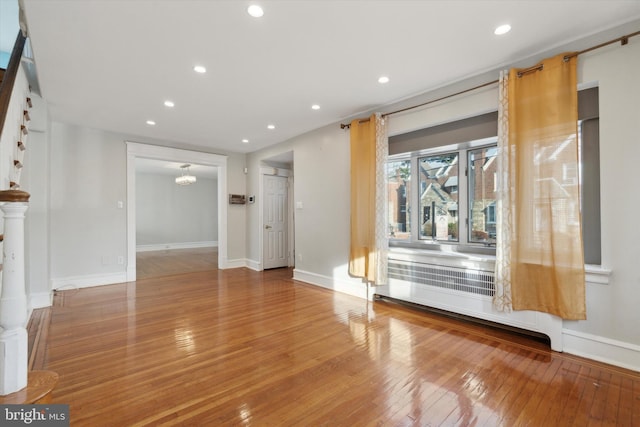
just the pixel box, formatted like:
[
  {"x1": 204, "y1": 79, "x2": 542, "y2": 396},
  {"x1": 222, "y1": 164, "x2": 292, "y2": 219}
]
[
  {"x1": 32, "y1": 121, "x2": 246, "y2": 289},
  {"x1": 562, "y1": 38, "x2": 640, "y2": 358},
  {"x1": 136, "y1": 171, "x2": 217, "y2": 249},
  {"x1": 225, "y1": 153, "x2": 247, "y2": 266},
  {"x1": 48, "y1": 122, "x2": 128, "y2": 286},
  {"x1": 247, "y1": 123, "x2": 370, "y2": 297}
]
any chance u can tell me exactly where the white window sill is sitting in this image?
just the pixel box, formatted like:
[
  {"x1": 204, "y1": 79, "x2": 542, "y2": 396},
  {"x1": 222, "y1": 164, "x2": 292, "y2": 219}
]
[{"x1": 585, "y1": 264, "x2": 612, "y2": 285}]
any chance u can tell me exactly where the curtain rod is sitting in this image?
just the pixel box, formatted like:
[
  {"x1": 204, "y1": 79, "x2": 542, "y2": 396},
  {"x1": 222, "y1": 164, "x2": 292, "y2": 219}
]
[{"x1": 340, "y1": 29, "x2": 639, "y2": 130}]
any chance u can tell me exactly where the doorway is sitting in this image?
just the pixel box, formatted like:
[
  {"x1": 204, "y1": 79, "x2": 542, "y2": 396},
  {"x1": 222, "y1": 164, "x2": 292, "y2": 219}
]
[
  {"x1": 260, "y1": 165, "x2": 293, "y2": 270},
  {"x1": 263, "y1": 174, "x2": 288, "y2": 269},
  {"x1": 134, "y1": 158, "x2": 219, "y2": 280},
  {"x1": 126, "y1": 142, "x2": 229, "y2": 281}
]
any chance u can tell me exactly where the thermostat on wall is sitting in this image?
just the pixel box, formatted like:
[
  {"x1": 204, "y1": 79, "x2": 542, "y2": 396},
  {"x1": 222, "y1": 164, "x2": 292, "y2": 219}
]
[{"x1": 229, "y1": 194, "x2": 246, "y2": 204}]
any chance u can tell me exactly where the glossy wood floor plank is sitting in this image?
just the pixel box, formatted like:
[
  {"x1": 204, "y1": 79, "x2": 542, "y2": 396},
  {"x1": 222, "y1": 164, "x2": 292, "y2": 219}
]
[
  {"x1": 37, "y1": 265, "x2": 640, "y2": 426},
  {"x1": 136, "y1": 247, "x2": 217, "y2": 280}
]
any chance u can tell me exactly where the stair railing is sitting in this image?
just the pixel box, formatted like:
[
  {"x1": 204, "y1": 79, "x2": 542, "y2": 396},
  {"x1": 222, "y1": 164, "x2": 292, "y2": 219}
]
[
  {"x1": 0, "y1": 31, "x2": 27, "y2": 139},
  {"x1": 0, "y1": 29, "x2": 57, "y2": 401}
]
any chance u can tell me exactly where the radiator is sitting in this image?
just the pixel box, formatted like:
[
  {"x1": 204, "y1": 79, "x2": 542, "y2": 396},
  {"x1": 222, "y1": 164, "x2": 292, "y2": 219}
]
[
  {"x1": 388, "y1": 260, "x2": 495, "y2": 297},
  {"x1": 379, "y1": 254, "x2": 563, "y2": 351}
]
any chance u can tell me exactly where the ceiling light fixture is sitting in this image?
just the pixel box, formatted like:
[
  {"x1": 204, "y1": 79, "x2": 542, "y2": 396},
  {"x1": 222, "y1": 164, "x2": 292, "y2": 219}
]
[
  {"x1": 164, "y1": 100, "x2": 175, "y2": 107},
  {"x1": 193, "y1": 65, "x2": 207, "y2": 73},
  {"x1": 247, "y1": 5, "x2": 264, "y2": 17},
  {"x1": 176, "y1": 164, "x2": 197, "y2": 185},
  {"x1": 378, "y1": 76, "x2": 390, "y2": 84},
  {"x1": 267, "y1": 124, "x2": 275, "y2": 130},
  {"x1": 311, "y1": 104, "x2": 320, "y2": 110},
  {"x1": 146, "y1": 120, "x2": 156, "y2": 125},
  {"x1": 242, "y1": 139, "x2": 249, "y2": 143},
  {"x1": 494, "y1": 24, "x2": 511, "y2": 35}
]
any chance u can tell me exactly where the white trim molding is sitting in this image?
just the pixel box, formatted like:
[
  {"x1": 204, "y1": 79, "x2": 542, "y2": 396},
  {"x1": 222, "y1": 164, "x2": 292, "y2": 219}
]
[
  {"x1": 51, "y1": 272, "x2": 128, "y2": 291},
  {"x1": 246, "y1": 259, "x2": 261, "y2": 271},
  {"x1": 29, "y1": 292, "x2": 52, "y2": 309},
  {"x1": 585, "y1": 264, "x2": 612, "y2": 285},
  {"x1": 136, "y1": 241, "x2": 218, "y2": 252},
  {"x1": 562, "y1": 328, "x2": 640, "y2": 372},
  {"x1": 293, "y1": 269, "x2": 370, "y2": 300},
  {"x1": 225, "y1": 258, "x2": 249, "y2": 269}
]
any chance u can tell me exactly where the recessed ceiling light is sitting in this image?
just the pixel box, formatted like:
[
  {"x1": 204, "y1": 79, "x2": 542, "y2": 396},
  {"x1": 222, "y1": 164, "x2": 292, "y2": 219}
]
[
  {"x1": 311, "y1": 104, "x2": 320, "y2": 110},
  {"x1": 242, "y1": 139, "x2": 249, "y2": 143},
  {"x1": 146, "y1": 120, "x2": 156, "y2": 126},
  {"x1": 247, "y1": 5, "x2": 264, "y2": 18},
  {"x1": 193, "y1": 65, "x2": 206, "y2": 73},
  {"x1": 378, "y1": 76, "x2": 390, "y2": 84},
  {"x1": 267, "y1": 124, "x2": 275, "y2": 130},
  {"x1": 164, "y1": 100, "x2": 175, "y2": 107},
  {"x1": 494, "y1": 24, "x2": 511, "y2": 35}
]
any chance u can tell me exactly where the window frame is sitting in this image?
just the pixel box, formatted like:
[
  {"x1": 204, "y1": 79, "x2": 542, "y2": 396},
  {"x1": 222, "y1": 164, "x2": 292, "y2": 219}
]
[
  {"x1": 388, "y1": 136, "x2": 497, "y2": 251},
  {"x1": 417, "y1": 150, "x2": 460, "y2": 242}
]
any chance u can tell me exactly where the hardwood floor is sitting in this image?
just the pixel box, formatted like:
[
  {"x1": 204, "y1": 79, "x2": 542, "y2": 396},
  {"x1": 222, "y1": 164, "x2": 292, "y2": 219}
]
[
  {"x1": 136, "y1": 247, "x2": 218, "y2": 280},
  {"x1": 35, "y1": 266, "x2": 639, "y2": 426}
]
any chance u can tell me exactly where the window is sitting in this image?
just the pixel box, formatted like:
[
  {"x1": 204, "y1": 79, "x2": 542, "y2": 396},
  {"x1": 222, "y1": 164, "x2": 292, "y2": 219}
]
[
  {"x1": 388, "y1": 138, "x2": 496, "y2": 247},
  {"x1": 578, "y1": 90, "x2": 600, "y2": 264},
  {"x1": 387, "y1": 88, "x2": 600, "y2": 259},
  {"x1": 468, "y1": 146, "x2": 497, "y2": 244},
  {"x1": 387, "y1": 159, "x2": 411, "y2": 239},
  {"x1": 418, "y1": 152, "x2": 459, "y2": 241}
]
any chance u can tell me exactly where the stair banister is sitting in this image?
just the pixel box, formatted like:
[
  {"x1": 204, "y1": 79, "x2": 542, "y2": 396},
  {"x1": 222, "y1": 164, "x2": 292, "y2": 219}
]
[
  {"x1": 0, "y1": 189, "x2": 30, "y2": 395},
  {"x1": 0, "y1": 31, "x2": 27, "y2": 140}
]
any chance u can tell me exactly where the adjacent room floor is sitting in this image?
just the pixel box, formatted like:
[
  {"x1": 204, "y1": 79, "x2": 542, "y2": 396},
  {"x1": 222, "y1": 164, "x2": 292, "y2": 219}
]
[{"x1": 136, "y1": 247, "x2": 218, "y2": 280}]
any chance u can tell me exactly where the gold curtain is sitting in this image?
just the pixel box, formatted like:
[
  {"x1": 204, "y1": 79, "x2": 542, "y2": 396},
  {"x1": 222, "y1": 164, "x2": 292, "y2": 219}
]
[
  {"x1": 506, "y1": 53, "x2": 586, "y2": 320},
  {"x1": 349, "y1": 113, "x2": 387, "y2": 284}
]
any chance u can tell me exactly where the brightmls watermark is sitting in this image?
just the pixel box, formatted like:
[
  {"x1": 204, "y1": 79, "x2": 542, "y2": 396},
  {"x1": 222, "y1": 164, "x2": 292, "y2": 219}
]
[{"x1": 1, "y1": 405, "x2": 69, "y2": 426}]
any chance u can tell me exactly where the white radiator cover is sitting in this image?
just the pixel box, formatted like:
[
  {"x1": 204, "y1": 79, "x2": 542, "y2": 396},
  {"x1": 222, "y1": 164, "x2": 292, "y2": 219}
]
[{"x1": 376, "y1": 248, "x2": 564, "y2": 351}]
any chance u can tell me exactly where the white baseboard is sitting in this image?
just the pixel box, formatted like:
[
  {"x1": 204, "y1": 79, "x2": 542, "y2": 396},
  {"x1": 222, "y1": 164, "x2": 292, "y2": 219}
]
[
  {"x1": 244, "y1": 259, "x2": 297, "y2": 272},
  {"x1": 223, "y1": 258, "x2": 248, "y2": 269},
  {"x1": 136, "y1": 241, "x2": 218, "y2": 252},
  {"x1": 29, "y1": 292, "x2": 52, "y2": 309},
  {"x1": 292, "y1": 269, "x2": 369, "y2": 300},
  {"x1": 291, "y1": 270, "x2": 639, "y2": 372},
  {"x1": 246, "y1": 259, "x2": 261, "y2": 271},
  {"x1": 562, "y1": 328, "x2": 640, "y2": 372},
  {"x1": 51, "y1": 272, "x2": 128, "y2": 291}
]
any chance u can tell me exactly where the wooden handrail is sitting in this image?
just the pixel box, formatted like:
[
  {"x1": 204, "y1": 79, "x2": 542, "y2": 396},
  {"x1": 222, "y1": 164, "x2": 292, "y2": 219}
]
[
  {"x1": 0, "y1": 31, "x2": 27, "y2": 141},
  {"x1": 0, "y1": 190, "x2": 30, "y2": 203}
]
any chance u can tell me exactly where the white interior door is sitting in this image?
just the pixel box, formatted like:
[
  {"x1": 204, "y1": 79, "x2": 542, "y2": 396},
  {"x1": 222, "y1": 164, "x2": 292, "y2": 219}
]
[{"x1": 263, "y1": 175, "x2": 288, "y2": 269}]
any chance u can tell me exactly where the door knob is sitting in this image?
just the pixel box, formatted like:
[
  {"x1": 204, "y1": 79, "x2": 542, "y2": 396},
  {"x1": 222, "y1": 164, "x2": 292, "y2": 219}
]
[{"x1": 265, "y1": 225, "x2": 272, "y2": 229}]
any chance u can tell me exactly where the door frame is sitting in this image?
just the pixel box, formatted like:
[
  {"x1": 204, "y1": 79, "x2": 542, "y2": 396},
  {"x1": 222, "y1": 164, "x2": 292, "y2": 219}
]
[
  {"x1": 259, "y1": 166, "x2": 293, "y2": 270},
  {"x1": 126, "y1": 142, "x2": 228, "y2": 281}
]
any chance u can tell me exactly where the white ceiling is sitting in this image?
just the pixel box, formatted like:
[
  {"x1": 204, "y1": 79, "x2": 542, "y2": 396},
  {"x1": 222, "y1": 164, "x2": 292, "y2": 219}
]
[{"x1": 20, "y1": 0, "x2": 640, "y2": 155}]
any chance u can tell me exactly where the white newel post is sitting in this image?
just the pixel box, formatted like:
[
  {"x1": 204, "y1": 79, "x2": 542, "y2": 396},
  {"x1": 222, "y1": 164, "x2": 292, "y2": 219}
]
[{"x1": 0, "y1": 191, "x2": 30, "y2": 395}]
